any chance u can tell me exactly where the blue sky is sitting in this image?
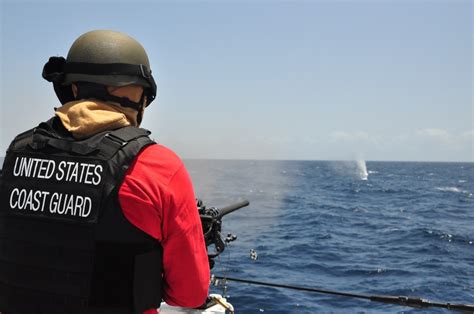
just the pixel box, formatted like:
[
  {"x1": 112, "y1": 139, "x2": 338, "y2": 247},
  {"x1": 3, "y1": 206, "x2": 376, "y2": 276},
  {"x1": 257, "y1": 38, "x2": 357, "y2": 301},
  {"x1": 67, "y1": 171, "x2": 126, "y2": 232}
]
[{"x1": 1, "y1": 0, "x2": 472, "y2": 161}]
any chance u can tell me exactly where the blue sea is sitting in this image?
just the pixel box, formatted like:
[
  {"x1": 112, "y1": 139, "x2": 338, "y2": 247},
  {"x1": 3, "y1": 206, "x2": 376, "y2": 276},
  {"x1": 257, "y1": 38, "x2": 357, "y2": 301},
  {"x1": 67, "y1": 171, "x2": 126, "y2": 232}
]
[
  {"x1": 185, "y1": 160, "x2": 473, "y2": 313},
  {"x1": 1, "y1": 158, "x2": 473, "y2": 313}
]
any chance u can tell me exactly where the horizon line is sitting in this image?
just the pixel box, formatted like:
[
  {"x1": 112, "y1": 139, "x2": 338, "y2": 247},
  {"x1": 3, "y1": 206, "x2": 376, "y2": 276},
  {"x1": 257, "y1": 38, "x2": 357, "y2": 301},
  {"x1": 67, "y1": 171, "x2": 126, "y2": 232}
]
[
  {"x1": 0, "y1": 156, "x2": 472, "y2": 164},
  {"x1": 183, "y1": 158, "x2": 473, "y2": 163}
]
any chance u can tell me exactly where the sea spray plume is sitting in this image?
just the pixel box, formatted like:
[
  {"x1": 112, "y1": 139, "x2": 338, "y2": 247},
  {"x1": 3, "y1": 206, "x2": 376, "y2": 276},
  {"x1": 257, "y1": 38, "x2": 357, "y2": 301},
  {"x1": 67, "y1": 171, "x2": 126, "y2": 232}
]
[
  {"x1": 329, "y1": 159, "x2": 369, "y2": 180},
  {"x1": 356, "y1": 159, "x2": 368, "y2": 180}
]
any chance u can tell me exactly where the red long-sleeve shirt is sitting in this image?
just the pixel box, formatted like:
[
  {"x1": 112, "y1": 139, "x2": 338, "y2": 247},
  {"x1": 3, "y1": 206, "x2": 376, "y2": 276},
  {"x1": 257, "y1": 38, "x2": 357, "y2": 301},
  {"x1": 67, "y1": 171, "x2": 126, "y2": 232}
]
[{"x1": 118, "y1": 143, "x2": 210, "y2": 312}]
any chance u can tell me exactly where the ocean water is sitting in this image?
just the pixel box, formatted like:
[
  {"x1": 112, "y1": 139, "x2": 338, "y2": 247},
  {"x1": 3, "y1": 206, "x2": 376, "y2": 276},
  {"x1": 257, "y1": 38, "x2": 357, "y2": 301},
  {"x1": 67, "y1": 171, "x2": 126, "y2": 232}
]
[
  {"x1": 1, "y1": 158, "x2": 473, "y2": 313},
  {"x1": 185, "y1": 160, "x2": 474, "y2": 313}
]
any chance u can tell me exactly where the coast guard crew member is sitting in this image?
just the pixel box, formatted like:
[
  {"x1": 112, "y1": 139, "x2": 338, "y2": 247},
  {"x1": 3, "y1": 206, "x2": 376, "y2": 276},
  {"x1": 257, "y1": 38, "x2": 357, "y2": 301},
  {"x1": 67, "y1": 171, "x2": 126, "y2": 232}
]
[{"x1": 0, "y1": 30, "x2": 210, "y2": 314}]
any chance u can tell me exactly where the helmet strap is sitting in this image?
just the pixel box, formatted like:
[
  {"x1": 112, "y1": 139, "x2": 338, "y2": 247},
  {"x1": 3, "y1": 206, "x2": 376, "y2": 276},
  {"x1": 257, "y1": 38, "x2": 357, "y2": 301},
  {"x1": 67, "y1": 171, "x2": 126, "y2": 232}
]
[
  {"x1": 75, "y1": 82, "x2": 145, "y2": 113},
  {"x1": 136, "y1": 94, "x2": 146, "y2": 126}
]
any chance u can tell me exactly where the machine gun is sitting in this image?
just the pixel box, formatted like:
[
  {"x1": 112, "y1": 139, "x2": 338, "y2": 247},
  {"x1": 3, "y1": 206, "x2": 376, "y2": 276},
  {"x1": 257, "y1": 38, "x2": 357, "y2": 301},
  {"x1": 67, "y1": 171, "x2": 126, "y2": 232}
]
[
  {"x1": 197, "y1": 199, "x2": 249, "y2": 268},
  {"x1": 184, "y1": 199, "x2": 249, "y2": 313}
]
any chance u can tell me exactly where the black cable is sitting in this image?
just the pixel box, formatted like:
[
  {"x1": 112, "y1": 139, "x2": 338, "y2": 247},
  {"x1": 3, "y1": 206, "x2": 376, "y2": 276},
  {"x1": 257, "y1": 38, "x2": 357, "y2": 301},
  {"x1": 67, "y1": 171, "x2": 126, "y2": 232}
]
[
  {"x1": 214, "y1": 275, "x2": 474, "y2": 312},
  {"x1": 215, "y1": 275, "x2": 371, "y2": 300}
]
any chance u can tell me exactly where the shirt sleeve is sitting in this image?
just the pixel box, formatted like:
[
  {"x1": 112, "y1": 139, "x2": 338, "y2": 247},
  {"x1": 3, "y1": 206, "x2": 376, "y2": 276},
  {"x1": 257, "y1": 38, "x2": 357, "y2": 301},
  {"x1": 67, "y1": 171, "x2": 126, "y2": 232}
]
[{"x1": 118, "y1": 144, "x2": 210, "y2": 308}]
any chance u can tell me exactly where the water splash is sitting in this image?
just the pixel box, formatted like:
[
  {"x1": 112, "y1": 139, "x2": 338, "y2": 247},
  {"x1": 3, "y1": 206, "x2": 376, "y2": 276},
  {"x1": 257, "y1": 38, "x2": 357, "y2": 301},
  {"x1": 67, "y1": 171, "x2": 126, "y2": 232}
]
[
  {"x1": 356, "y1": 159, "x2": 368, "y2": 180},
  {"x1": 329, "y1": 159, "x2": 370, "y2": 180},
  {"x1": 436, "y1": 187, "x2": 468, "y2": 194}
]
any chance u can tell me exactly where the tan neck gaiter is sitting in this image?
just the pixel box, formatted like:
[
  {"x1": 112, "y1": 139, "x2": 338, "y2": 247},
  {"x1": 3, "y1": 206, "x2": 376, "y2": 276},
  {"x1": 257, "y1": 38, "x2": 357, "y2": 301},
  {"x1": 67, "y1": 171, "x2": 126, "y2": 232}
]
[{"x1": 55, "y1": 99, "x2": 139, "y2": 139}]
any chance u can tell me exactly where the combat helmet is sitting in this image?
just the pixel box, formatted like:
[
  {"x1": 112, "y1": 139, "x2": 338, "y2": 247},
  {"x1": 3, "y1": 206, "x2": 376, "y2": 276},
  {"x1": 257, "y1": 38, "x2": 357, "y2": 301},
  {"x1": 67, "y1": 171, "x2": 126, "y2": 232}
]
[{"x1": 42, "y1": 30, "x2": 157, "y2": 114}]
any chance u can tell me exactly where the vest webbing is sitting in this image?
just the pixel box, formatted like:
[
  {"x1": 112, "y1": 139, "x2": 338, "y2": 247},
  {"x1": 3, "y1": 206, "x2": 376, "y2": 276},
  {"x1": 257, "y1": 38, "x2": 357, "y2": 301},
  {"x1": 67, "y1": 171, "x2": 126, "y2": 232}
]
[{"x1": 0, "y1": 119, "x2": 163, "y2": 314}]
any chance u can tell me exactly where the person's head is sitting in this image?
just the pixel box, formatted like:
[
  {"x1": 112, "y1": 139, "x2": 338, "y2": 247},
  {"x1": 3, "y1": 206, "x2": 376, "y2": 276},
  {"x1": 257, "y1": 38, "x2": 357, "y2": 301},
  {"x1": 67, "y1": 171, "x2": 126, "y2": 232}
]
[{"x1": 42, "y1": 30, "x2": 157, "y2": 124}]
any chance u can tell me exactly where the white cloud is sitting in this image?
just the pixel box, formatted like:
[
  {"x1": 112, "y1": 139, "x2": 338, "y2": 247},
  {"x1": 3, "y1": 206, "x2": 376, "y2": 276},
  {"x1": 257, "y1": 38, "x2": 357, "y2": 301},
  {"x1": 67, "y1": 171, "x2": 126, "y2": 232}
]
[
  {"x1": 323, "y1": 128, "x2": 473, "y2": 161},
  {"x1": 415, "y1": 128, "x2": 473, "y2": 147},
  {"x1": 461, "y1": 130, "x2": 474, "y2": 139},
  {"x1": 160, "y1": 128, "x2": 473, "y2": 161},
  {"x1": 330, "y1": 131, "x2": 371, "y2": 142},
  {"x1": 328, "y1": 131, "x2": 382, "y2": 147},
  {"x1": 415, "y1": 128, "x2": 451, "y2": 141}
]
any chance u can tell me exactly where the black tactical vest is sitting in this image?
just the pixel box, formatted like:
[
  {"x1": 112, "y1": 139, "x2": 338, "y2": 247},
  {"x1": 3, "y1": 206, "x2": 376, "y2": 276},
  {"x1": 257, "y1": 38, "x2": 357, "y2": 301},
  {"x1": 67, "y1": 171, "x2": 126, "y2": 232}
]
[{"x1": 0, "y1": 118, "x2": 163, "y2": 314}]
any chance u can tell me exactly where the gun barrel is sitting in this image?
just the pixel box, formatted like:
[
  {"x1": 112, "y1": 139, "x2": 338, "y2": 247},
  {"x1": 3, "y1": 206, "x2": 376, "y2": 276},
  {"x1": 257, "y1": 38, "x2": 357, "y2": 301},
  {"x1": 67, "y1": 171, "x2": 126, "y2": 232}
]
[{"x1": 217, "y1": 200, "x2": 249, "y2": 219}]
